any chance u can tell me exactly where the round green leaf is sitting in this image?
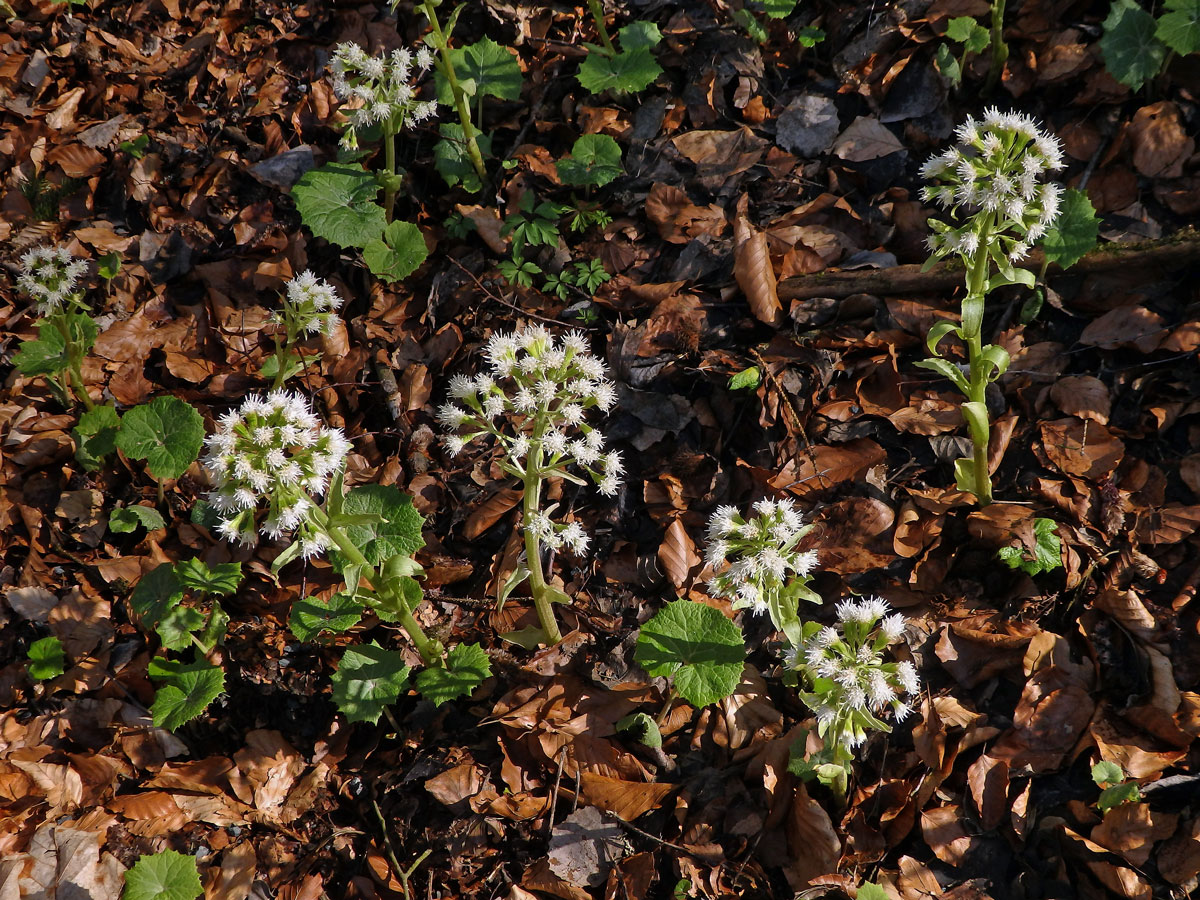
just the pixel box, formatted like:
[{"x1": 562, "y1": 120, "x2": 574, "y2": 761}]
[
  {"x1": 414, "y1": 642, "x2": 491, "y2": 707},
  {"x1": 436, "y1": 37, "x2": 523, "y2": 104},
  {"x1": 27, "y1": 635, "x2": 66, "y2": 680},
  {"x1": 331, "y1": 642, "x2": 411, "y2": 724},
  {"x1": 634, "y1": 600, "x2": 746, "y2": 708},
  {"x1": 289, "y1": 591, "x2": 363, "y2": 643},
  {"x1": 109, "y1": 505, "x2": 167, "y2": 534},
  {"x1": 122, "y1": 849, "x2": 203, "y2": 900},
  {"x1": 331, "y1": 485, "x2": 424, "y2": 571},
  {"x1": 1156, "y1": 0, "x2": 1200, "y2": 56},
  {"x1": 292, "y1": 162, "x2": 386, "y2": 248},
  {"x1": 556, "y1": 133, "x2": 623, "y2": 188},
  {"x1": 1042, "y1": 188, "x2": 1099, "y2": 270},
  {"x1": 363, "y1": 220, "x2": 429, "y2": 283},
  {"x1": 577, "y1": 48, "x2": 662, "y2": 95},
  {"x1": 1101, "y1": 0, "x2": 1167, "y2": 90},
  {"x1": 150, "y1": 662, "x2": 225, "y2": 731},
  {"x1": 115, "y1": 396, "x2": 204, "y2": 481}
]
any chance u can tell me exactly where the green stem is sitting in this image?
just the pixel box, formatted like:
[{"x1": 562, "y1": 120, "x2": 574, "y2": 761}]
[
  {"x1": 961, "y1": 223, "x2": 995, "y2": 506},
  {"x1": 383, "y1": 127, "x2": 397, "y2": 224},
  {"x1": 984, "y1": 0, "x2": 1008, "y2": 94},
  {"x1": 50, "y1": 314, "x2": 94, "y2": 411},
  {"x1": 421, "y1": 0, "x2": 487, "y2": 185},
  {"x1": 585, "y1": 0, "x2": 618, "y2": 55},
  {"x1": 319, "y1": 514, "x2": 443, "y2": 666},
  {"x1": 522, "y1": 447, "x2": 563, "y2": 645}
]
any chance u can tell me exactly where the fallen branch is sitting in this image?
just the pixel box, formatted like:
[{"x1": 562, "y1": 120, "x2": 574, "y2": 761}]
[{"x1": 779, "y1": 230, "x2": 1200, "y2": 302}]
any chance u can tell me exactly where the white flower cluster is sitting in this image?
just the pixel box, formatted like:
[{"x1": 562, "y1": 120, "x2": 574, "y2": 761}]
[
  {"x1": 791, "y1": 597, "x2": 919, "y2": 750},
  {"x1": 437, "y1": 326, "x2": 622, "y2": 497},
  {"x1": 920, "y1": 108, "x2": 1065, "y2": 264},
  {"x1": 17, "y1": 246, "x2": 88, "y2": 315},
  {"x1": 705, "y1": 498, "x2": 817, "y2": 615},
  {"x1": 527, "y1": 512, "x2": 590, "y2": 556},
  {"x1": 329, "y1": 42, "x2": 438, "y2": 151},
  {"x1": 272, "y1": 270, "x2": 344, "y2": 338},
  {"x1": 202, "y1": 390, "x2": 351, "y2": 557}
]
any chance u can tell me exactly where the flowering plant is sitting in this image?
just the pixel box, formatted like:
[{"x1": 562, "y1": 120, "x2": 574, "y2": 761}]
[
  {"x1": 439, "y1": 326, "x2": 621, "y2": 645},
  {"x1": 917, "y1": 109, "x2": 1065, "y2": 506},
  {"x1": 12, "y1": 245, "x2": 96, "y2": 409},
  {"x1": 262, "y1": 270, "x2": 345, "y2": 388},
  {"x1": 705, "y1": 498, "x2": 820, "y2": 622},
  {"x1": 329, "y1": 43, "x2": 439, "y2": 155},
  {"x1": 787, "y1": 598, "x2": 920, "y2": 799}
]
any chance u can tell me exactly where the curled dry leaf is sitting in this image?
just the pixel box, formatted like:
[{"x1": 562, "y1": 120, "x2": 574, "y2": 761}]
[
  {"x1": 1050, "y1": 375, "x2": 1111, "y2": 425},
  {"x1": 734, "y1": 213, "x2": 783, "y2": 327},
  {"x1": 1039, "y1": 417, "x2": 1124, "y2": 480},
  {"x1": 657, "y1": 517, "x2": 700, "y2": 590}
]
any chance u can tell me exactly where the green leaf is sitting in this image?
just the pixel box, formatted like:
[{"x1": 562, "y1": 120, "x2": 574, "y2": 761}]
[
  {"x1": 616, "y1": 712, "x2": 663, "y2": 748},
  {"x1": 363, "y1": 220, "x2": 429, "y2": 283},
  {"x1": 577, "y1": 47, "x2": 661, "y2": 95},
  {"x1": 926, "y1": 320, "x2": 959, "y2": 356},
  {"x1": 857, "y1": 884, "x2": 891, "y2": 900},
  {"x1": 175, "y1": 559, "x2": 243, "y2": 597},
  {"x1": 129, "y1": 563, "x2": 185, "y2": 631},
  {"x1": 1092, "y1": 760, "x2": 1124, "y2": 786},
  {"x1": 761, "y1": 0, "x2": 798, "y2": 18},
  {"x1": 797, "y1": 26, "x2": 826, "y2": 47},
  {"x1": 433, "y1": 123, "x2": 493, "y2": 192},
  {"x1": 1042, "y1": 188, "x2": 1099, "y2": 270},
  {"x1": 14, "y1": 315, "x2": 95, "y2": 376},
  {"x1": 109, "y1": 505, "x2": 166, "y2": 534},
  {"x1": 115, "y1": 396, "x2": 204, "y2": 481},
  {"x1": 331, "y1": 642, "x2": 410, "y2": 724},
  {"x1": 979, "y1": 344, "x2": 1011, "y2": 381},
  {"x1": 556, "y1": 133, "x2": 623, "y2": 188},
  {"x1": 118, "y1": 134, "x2": 150, "y2": 160},
  {"x1": 73, "y1": 403, "x2": 121, "y2": 471},
  {"x1": 290, "y1": 591, "x2": 363, "y2": 642},
  {"x1": 1157, "y1": 0, "x2": 1200, "y2": 55},
  {"x1": 1101, "y1": 0, "x2": 1167, "y2": 90},
  {"x1": 330, "y1": 485, "x2": 425, "y2": 571},
  {"x1": 436, "y1": 37, "x2": 523, "y2": 104},
  {"x1": 946, "y1": 16, "x2": 990, "y2": 54},
  {"x1": 292, "y1": 163, "x2": 386, "y2": 248},
  {"x1": 634, "y1": 600, "x2": 746, "y2": 708},
  {"x1": 728, "y1": 366, "x2": 761, "y2": 390},
  {"x1": 414, "y1": 642, "x2": 491, "y2": 707},
  {"x1": 997, "y1": 517, "x2": 1062, "y2": 576},
  {"x1": 122, "y1": 849, "x2": 203, "y2": 900},
  {"x1": 935, "y1": 42, "x2": 963, "y2": 86},
  {"x1": 734, "y1": 8, "x2": 769, "y2": 43},
  {"x1": 97, "y1": 251, "x2": 122, "y2": 280},
  {"x1": 259, "y1": 350, "x2": 305, "y2": 383},
  {"x1": 913, "y1": 357, "x2": 970, "y2": 395},
  {"x1": 27, "y1": 635, "x2": 65, "y2": 680},
  {"x1": 1098, "y1": 781, "x2": 1141, "y2": 813},
  {"x1": 150, "y1": 660, "x2": 225, "y2": 731},
  {"x1": 155, "y1": 603, "x2": 207, "y2": 652},
  {"x1": 618, "y1": 20, "x2": 663, "y2": 50}
]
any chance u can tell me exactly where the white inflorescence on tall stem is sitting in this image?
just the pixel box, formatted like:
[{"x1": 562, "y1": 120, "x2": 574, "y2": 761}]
[
  {"x1": 273, "y1": 270, "x2": 344, "y2": 338},
  {"x1": 329, "y1": 42, "x2": 439, "y2": 151},
  {"x1": 437, "y1": 325, "x2": 622, "y2": 554},
  {"x1": 705, "y1": 498, "x2": 817, "y2": 615},
  {"x1": 920, "y1": 107, "x2": 1065, "y2": 264},
  {"x1": 202, "y1": 390, "x2": 351, "y2": 558},
  {"x1": 17, "y1": 246, "x2": 89, "y2": 315}
]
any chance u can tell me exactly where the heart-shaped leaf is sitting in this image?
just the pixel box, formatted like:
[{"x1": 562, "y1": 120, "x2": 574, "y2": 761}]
[
  {"x1": 635, "y1": 600, "x2": 745, "y2": 708},
  {"x1": 414, "y1": 642, "x2": 492, "y2": 707},
  {"x1": 292, "y1": 162, "x2": 387, "y2": 248},
  {"x1": 116, "y1": 396, "x2": 204, "y2": 481},
  {"x1": 331, "y1": 642, "x2": 410, "y2": 724}
]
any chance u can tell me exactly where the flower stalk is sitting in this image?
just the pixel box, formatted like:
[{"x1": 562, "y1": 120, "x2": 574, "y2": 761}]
[{"x1": 418, "y1": 0, "x2": 488, "y2": 185}]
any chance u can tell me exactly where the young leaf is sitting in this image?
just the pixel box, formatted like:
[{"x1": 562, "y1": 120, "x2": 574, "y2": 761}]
[
  {"x1": 1100, "y1": 0, "x2": 1167, "y2": 90},
  {"x1": 1156, "y1": 0, "x2": 1200, "y2": 55},
  {"x1": 616, "y1": 712, "x2": 663, "y2": 748},
  {"x1": 332, "y1": 485, "x2": 425, "y2": 570},
  {"x1": 997, "y1": 517, "x2": 1062, "y2": 576},
  {"x1": 331, "y1": 642, "x2": 410, "y2": 724},
  {"x1": 761, "y1": 0, "x2": 797, "y2": 18},
  {"x1": 414, "y1": 642, "x2": 491, "y2": 707},
  {"x1": 122, "y1": 849, "x2": 203, "y2": 900},
  {"x1": 109, "y1": 505, "x2": 167, "y2": 534},
  {"x1": 289, "y1": 591, "x2": 363, "y2": 642},
  {"x1": 115, "y1": 396, "x2": 204, "y2": 481},
  {"x1": 363, "y1": 220, "x2": 429, "y2": 282},
  {"x1": 1098, "y1": 781, "x2": 1141, "y2": 813},
  {"x1": 98, "y1": 251, "x2": 122, "y2": 280},
  {"x1": 150, "y1": 660, "x2": 225, "y2": 731},
  {"x1": 154, "y1": 603, "x2": 207, "y2": 652},
  {"x1": 175, "y1": 559, "x2": 243, "y2": 597},
  {"x1": 433, "y1": 124, "x2": 493, "y2": 193},
  {"x1": 797, "y1": 26, "x2": 826, "y2": 47},
  {"x1": 556, "y1": 133, "x2": 623, "y2": 188},
  {"x1": 946, "y1": 16, "x2": 990, "y2": 54},
  {"x1": 634, "y1": 600, "x2": 746, "y2": 708},
  {"x1": 1041, "y1": 188, "x2": 1099, "y2": 269},
  {"x1": 734, "y1": 8, "x2": 769, "y2": 43},
  {"x1": 292, "y1": 163, "x2": 386, "y2": 248},
  {"x1": 129, "y1": 563, "x2": 186, "y2": 630},
  {"x1": 619, "y1": 21, "x2": 663, "y2": 49},
  {"x1": 1091, "y1": 760, "x2": 1124, "y2": 786},
  {"x1": 27, "y1": 635, "x2": 66, "y2": 680},
  {"x1": 436, "y1": 37, "x2": 523, "y2": 104},
  {"x1": 857, "y1": 884, "x2": 890, "y2": 900},
  {"x1": 728, "y1": 366, "x2": 761, "y2": 391},
  {"x1": 577, "y1": 47, "x2": 661, "y2": 95},
  {"x1": 73, "y1": 403, "x2": 121, "y2": 471},
  {"x1": 935, "y1": 42, "x2": 963, "y2": 86},
  {"x1": 13, "y1": 318, "x2": 81, "y2": 376}
]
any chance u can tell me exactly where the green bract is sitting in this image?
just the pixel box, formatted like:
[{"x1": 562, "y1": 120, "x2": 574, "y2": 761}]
[{"x1": 635, "y1": 599, "x2": 746, "y2": 708}]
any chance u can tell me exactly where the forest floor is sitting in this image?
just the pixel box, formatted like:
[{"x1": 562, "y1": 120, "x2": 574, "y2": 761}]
[{"x1": 2, "y1": 0, "x2": 1200, "y2": 898}]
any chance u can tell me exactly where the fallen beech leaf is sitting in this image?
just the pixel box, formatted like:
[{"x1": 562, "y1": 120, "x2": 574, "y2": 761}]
[
  {"x1": 657, "y1": 518, "x2": 700, "y2": 590},
  {"x1": 547, "y1": 807, "x2": 628, "y2": 888},
  {"x1": 1158, "y1": 817, "x2": 1200, "y2": 884},
  {"x1": 1039, "y1": 417, "x2": 1124, "y2": 480},
  {"x1": 207, "y1": 842, "x2": 257, "y2": 900},
  {"x1": 734, "y1": 214, "x2": 782, "y2": 326},
  {"x1": 1084, "y1": 860, "x2": 1151, "y2": 899},
  {"x1": 1050, "y1": 375, "x2": 1111, "y2": 425},
  {"x1": 833, "y1": 116, "x2": 905, "y2": 161},
  {"x1": 1078, "y1": 306, "x2": 1166, "y2": 353},
  {"x1": 1091, "y1": 802, "x2": 1178, "y2": 867},
  {"x1": 1134, "y1": 504, "x2": 1200, "y2": 544},
  {"x1": 425, "y1": 763, "x2": 484, "y2": 809},
  {"x1": 464, "y1": 487, "x2": 523, "y2": 540},
  {"x1": 1129, "y1": 102, "x2": 1194, "y2": 178},
  {"x1": 770, "y1": 439, "x2": 888, "y2": 497},
  {"x1": 577, "y1": 772, "x2": 673, "y2": 821},
  {"x1": 966, "y1": 754, "x2": 1010, "y2": 831},
  {"x1": 990, "y1": 667, "x2": 1094, "y2": 772},
  {"x1": 920, "y1": 805, "x2": 973, "y2": 865}
]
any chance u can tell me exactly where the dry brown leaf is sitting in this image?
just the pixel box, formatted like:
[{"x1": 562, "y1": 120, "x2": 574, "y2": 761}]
[
  {"x1": 734, "y1": 214, "x2": 782, "y2": 327},
  {"x1": 657, "y1": 518, "x2": 699, "y2": 590},
  {"x1": 425, "y1": 763, "x2": 485, "y2": 809},
  {"x1": 1134, "y1": 504, "x2": 1200, "y2": 544},
  {"x1": 1090, "y1": 802, "x2": 1178, "y2": 867},
  {"x1": 1158, "y1": 817, "x2": 1200, "y2": 884},
  {"x1": 464, "y1": 487, "x2": 523, "y2": 540},
  {"x1": 920, "y1": 805, "x2": 973, "y2": 865},
  {"x1": 966, "y1": 754, "x2": 1010, "y2": 831},
  {"x1": 206, "y1": 842, "x2": 257, "y2": 900},
  {"x1": 770, "y1": 439, "x2": 889, "y2": 497},
  {"x1": 1129, "y1": 101, "x2": 1194, "y2": 178},
  {"x1": 989, "y1": 667, "x2": 1094, "y2": 772},
  {"x1": 1039, "y1": 417, "x2": 1124, "y2": 480},
  {"x1": 577, "y1": 772, "x2": 673, "y2": 821},
  {"x1": 1050, "y1": 375, "x2": 1111, "y2": 425},
  {"x1": 1078, "y1": 306, "x2": 1166, "y2": 353}
]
